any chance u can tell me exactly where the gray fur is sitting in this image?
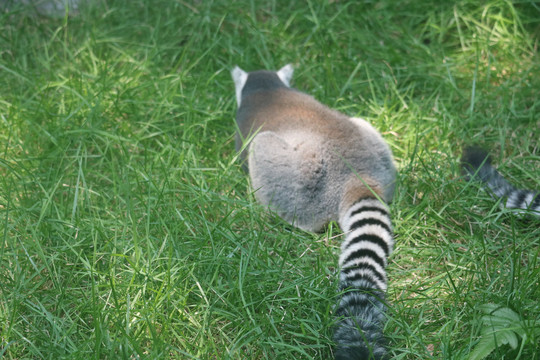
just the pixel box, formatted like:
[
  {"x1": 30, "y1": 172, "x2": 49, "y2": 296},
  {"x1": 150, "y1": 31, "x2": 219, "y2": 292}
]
[
  {"x1": 462, "y1": 146, "x2": 540, "y2": 216},
  {"x1": 232, "y1": 65, "x2": 397, "y2": 359},
  {"x1": 232, "y1": 65, "x2": 396, "y2": 232}
]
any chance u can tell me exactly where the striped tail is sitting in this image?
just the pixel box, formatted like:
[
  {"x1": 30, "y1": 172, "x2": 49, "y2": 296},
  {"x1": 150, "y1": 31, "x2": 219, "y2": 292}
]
[
  {"x1": 461, "y1": 147, "x2": 540, "y2": 216},
  {"x1": 334, "y1": 197, "x2": 394, "y2": 360}
]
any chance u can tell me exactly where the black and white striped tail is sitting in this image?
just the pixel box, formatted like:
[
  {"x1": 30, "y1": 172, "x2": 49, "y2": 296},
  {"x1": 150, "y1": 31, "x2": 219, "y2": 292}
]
[
  {"x1": 334, "y1": 197, "x2": 394, "y2": 360},
  {"x1": 462, "y1": 147, "x2": 540, "y2": 216}
]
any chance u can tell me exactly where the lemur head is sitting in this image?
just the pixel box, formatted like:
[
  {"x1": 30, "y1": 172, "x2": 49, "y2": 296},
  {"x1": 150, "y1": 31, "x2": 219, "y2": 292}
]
[{"x1": 231, "y1": 64, "x2": 294, "y2": 107}]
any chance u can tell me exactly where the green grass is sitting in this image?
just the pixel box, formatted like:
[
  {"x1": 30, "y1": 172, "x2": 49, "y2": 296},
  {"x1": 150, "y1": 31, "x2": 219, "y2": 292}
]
[{"x1": 1, "y1": 0, "x2": 539, "y2": 359}]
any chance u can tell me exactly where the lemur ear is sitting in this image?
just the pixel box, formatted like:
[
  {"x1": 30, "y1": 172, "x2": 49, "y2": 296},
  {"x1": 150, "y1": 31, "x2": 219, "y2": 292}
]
[
  {"x1": 231, "y1": 66, "x2": 248, "y2": 106},
  {"x1": 277, "y1": 64, "x2": 294, "y2": 86}
]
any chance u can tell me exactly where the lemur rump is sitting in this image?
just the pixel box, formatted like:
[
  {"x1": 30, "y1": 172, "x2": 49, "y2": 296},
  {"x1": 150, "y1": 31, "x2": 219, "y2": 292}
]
[{"x1": 232, "y1": 64, "x2": 396, "y2": 359}]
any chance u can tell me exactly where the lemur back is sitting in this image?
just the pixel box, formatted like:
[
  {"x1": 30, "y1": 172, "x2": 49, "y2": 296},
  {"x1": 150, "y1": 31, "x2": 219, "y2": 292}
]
[{"x1": 232, "y1": 64, "x2": 397, "y2": 359}]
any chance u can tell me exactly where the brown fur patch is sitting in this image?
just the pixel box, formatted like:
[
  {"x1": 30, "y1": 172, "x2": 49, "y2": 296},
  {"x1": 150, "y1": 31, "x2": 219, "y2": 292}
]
[{"x1": 339, "y1": 175, "x2": 384, "y2": 217}]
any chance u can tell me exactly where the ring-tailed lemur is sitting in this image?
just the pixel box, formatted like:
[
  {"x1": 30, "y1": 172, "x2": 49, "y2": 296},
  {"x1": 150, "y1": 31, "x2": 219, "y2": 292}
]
[
  {"x1": 232, "y1": 64, "x2": 397, "y2": 359},
  {"x1": 462, "y1": 146, "x2": 539, "y2": 217}
]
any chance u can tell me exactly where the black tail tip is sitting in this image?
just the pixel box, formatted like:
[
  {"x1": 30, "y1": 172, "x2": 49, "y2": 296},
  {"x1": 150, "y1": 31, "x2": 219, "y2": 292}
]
[
  {"x1": 461, "y1": 146, "x2": 491, "y2": 174},
  {"x1": 334, "y1": 346, "x2": 387, "y2": 360}
]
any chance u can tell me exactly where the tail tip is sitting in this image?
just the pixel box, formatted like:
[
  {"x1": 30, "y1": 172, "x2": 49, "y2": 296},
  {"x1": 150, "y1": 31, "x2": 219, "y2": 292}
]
[
  {"x1": 333, "y1": 311, "x2": 388, "y2": 360},
  {"x1": 334, "y1": 343, "x2": 387, "y2": 360},
  {"x1": 461, "y1": 145, "x2": 491, "y2": 175}
]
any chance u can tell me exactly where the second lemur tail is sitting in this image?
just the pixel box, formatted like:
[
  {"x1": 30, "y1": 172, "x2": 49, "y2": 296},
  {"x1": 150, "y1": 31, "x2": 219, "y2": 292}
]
[
  {"x1": 461, "y1": 146, "x2": 540, "y2": 216},
  {"x1": 334, "y1": 197, "x2": 394, "y2": 360}
]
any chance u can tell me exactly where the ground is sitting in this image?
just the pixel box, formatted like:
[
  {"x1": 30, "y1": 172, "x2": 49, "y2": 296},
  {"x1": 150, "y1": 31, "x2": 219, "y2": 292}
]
[{"x1": 0, "y1": 0, "x2": 539, "y2": 359}]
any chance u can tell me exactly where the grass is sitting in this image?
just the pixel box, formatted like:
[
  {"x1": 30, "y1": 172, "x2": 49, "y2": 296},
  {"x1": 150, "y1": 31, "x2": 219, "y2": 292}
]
[{"x1": 1, "y1": 0, "x2": 539, "y2": 359}]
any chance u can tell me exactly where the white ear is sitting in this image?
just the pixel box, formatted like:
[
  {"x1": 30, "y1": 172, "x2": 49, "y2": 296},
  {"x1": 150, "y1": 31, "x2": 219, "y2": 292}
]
[
  {"x1": 231, "y1": 66, "x2": 248, "y2": 107},
  {"x1": 277, "y1": 64, "x2": 294, "y2": 86}
]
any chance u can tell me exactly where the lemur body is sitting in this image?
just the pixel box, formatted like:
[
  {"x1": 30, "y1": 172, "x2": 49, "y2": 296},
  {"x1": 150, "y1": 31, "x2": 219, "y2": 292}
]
[{"x1": 232, "y1": 65, "x2": 396, "y2": 359}]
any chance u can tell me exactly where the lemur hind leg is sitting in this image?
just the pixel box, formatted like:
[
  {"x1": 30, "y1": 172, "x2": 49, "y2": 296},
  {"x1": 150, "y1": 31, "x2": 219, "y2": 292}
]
[{"x1": 248, "y1": 131, "x2": 332, "y2": 232}]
